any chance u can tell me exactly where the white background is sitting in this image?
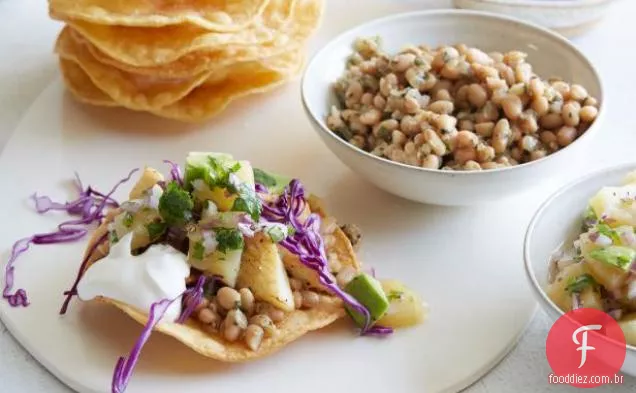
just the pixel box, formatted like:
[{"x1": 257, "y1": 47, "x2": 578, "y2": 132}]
[{"x1": 0, "y1": 0, "x2": 635, "y2": 392}]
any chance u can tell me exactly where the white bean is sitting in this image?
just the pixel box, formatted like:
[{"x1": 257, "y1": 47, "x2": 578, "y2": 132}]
[
  {"x1": 244, "y1": 324, "x2": 264, "y2": 351},
  {"x1": 217, "y1": 287, "x2": 241, "y2": 310}
]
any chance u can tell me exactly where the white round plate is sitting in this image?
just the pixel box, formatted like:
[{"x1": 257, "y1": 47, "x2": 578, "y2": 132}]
[{"x1": 0, "y1": 1, "x2": 538, "y2": 392}]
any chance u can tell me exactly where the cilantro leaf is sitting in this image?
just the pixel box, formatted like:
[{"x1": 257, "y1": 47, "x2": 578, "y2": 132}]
[
  {"x1": 123, "y1": 212, "x2": 134, "y2": 228},
  {"x1": 184, "y1": 156, "x2": 240, "y2": 190},
  {"x1": 253, "y1": 168, "x2": 277, "y2": 188},
  {"x1": 146, "y1": 221, "x2": 167, "y2": 242},
  {"x1": 158, "y1": 182, "x2": 193, "y2": 226},
  {"x1": 230, "y1": 182, "x2": 262, "y2": 221},
  {"x1": 191, "y1": 241, "x2": 205, "y2": 260},
  {"x1": 109, "y1": 230, "x2": 119, "y2": 245},
  {"x1": 215, "y1": 228, "x2": 244, "y2": 254},
  {"x1": 565, "y1": 274, "x2": 597, "y2": 294}
]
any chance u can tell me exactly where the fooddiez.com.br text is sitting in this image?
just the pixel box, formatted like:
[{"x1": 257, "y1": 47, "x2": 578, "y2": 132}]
[{"x1": 548, "y1": 373, "x2": 624, "y2": 385}]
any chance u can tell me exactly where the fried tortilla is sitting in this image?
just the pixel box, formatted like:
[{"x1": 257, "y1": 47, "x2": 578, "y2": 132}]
[{"x1": 79, "y1": 167, "x2": 361, "y2": 362}]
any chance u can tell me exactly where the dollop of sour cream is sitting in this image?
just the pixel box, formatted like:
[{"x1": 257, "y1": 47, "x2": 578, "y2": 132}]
[{"x1": 77, "y1": 232, "x2": 190, "y2": 322}]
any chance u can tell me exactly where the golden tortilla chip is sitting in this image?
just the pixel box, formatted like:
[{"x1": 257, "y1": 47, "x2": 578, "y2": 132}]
[
  {"x1": 59, "y1": 50, "x2": 303, "y2": 122},
  {"x1": 57, "y1": 24, "x2": 304, "y2": 114},
  {"x1": 80, "y1": 171, "x2": 360, "y2": 362},
  {"x1": 59, "y1": 58, "x2": 119, "y2": 107},
  {"x1": 150, "y1": 50, "x2": 304, "y2": 122},
  {"x1": 78, "y1": 0, "x2": 322, "y2": 78},
  {"x1": 48, "y1": 0, "x2": 270, "y2": 32},
  {"x1": 56, "y1": 27, "x2": 211, "y2": 110},
  {"x1": 64, "y1": 0, "x2": 296, "y2": 67}
]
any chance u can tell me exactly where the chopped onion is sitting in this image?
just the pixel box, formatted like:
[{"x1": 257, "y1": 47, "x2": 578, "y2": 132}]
[
  {"x1": 620, "y1": 229, "x2": 636, "y2": 246},
  {"x1": 593, "y1": 234, "x2": 612, "y2": 246},
  {"x1": 201, "y1": 230, "x2": 219, "y2": 254},
  {"x1": 144, "y1": 185, "x2": 163, "y2": 210},
  {"x1": 627, "y1": 280, "x2": 636, "y2": 300},
  {"x1": 571, "y1": 293, "x2": 581, "y2": 310}
]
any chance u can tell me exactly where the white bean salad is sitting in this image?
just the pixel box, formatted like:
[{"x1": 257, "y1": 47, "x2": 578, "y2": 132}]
[{"x1": 326, "y1": 37, "x2": 600, "y2": 170}]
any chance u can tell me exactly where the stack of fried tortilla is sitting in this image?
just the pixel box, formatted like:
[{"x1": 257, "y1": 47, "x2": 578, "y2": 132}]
[{"x1": 48, "y1": 0, "x2": 323, "y2": 122}]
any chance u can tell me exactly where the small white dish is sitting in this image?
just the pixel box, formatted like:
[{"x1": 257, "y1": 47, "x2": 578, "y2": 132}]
[
  {"x1": 524, "y1": 163, "x2": 636, "y2": 377},
  {"x1": 452, "y1": 0, "x2": 616, "y2": 37},
  {"x1": 301, "y1": 10, "x2": 605, "y2": 206}
]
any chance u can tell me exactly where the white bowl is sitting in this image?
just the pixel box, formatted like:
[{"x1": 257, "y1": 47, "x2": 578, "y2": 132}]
[
  {"x1": 301, "y1": 10, "x2": 605, "y2": 206},
  {"x1": 524, "y1": 163, "x2": 636, "y2": 376},
  {"x1": 453, "y1": 0, "x2": 615, "y2": 38}
]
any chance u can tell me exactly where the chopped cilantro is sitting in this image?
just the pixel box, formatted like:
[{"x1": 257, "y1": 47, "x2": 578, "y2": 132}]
[
  {"x1": 109, "y1": 231, "x2": 119, "y2": 245},
  {"x1": 146, "y1": 221, "x2": 167, "y2": 242},
  {"x1": 191, "y1": 241, "x2": 205, "y2": 260},
  {"x1": 287, "y1": 225, "x2": 296, "y2": 236},
  {"x1": 123, "y1": 212, "x2": 134, "y2": 228},
  {"x1": 387, "y1": 290, "x2": 404, "y2": 301},
  {"x1": 230, "y1": 182, "x2": 262, "y2": 221},
  {"x1": 158, "y1": 182, "x2": 193, "y2": 226},
  {"x1": 565, "y1": 274, "x2": 596, "y2": 294},
  {"x1": 596, "y1": 223, "x2": 620, "y2": 244},
  {"x1": 589, "y1": 246, "x2": 636, "y2": 270},
  {"x1": 215, "y1": 228, "x2": 244, "y2": 254},
  {"x1": 184, "y1": 156, "x2": 240, "y2": 190},
  {"x1": 253, "y1": 168, "x2": 277, "y2": 188}
]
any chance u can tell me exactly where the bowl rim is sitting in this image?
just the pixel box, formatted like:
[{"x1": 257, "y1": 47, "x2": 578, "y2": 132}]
[
  {"x1": 300, "y1": 8, "x2": 606, "y2": 177},
  {"x1": 524, "y1": 161, "x2": 636, "y2": 353},
  {"x1": 453, "y1": 0, "x2": 614, "y2": 10}
]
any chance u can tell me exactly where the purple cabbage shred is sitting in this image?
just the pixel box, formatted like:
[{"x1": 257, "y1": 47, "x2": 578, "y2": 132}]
[
  {"x1": 111, "y1": 275, "x2": 206, "y2": 393},
  {"x1": 258, "y1": 179, "x2": 380, "y2": 334},
  {"x1": 163, "y1": 160, "x2": 183, "y2": 187},
  {"x1": 365, "y1": 325, "x2": 394, "y2": 336},
  {"x1": 177, "y1": 275, "x2": 206, "y2": 323},
  {"x1": 254, "y1": 183, "x2": 268, "y2": 194},
  {"x1": 4, "y1": 170, "x2": 137, "y2": 309}
]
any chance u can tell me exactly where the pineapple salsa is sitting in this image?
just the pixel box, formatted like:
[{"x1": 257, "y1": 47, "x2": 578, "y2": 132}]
[{"x1": 547, "y1": 171, "x2": 636, "y2": 345}]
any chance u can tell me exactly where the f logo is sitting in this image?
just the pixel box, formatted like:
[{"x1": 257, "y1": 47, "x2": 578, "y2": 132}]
[
  {"x1": 546, "y1": 308, "x2": 626, "y2": 388},
  {"x1": 572, "y1": 324, "x2": 602, "y2": 368}
]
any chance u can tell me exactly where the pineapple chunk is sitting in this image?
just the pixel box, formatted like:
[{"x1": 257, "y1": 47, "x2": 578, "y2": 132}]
[
  {"x1": 619, "y1": 313, "x2": 636, "y2": 346},
  {"x1": 236, "y1": 233, "x2": 294, "y2": 311},
  {"x1": 579, "y1": 287, "x2": 604, "y2": 310},
  {"x1": 377, "y1": 280, "x2": 427, "y2": 328},
  {"x1": 129, "y1": 167, "x2": 164, "y2": 200},
  {"x1": 588, "y1": 184, "x2": 636, "y2": 227},
  {"x1": 584, "y1": 258, "x2": 629, "y2": 292},
  {"x1": 546, "y1": 262, "x2": 588, "y2": 312}
]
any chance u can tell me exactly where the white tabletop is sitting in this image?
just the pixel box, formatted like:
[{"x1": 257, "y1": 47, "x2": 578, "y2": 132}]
[{"x1": 1, "y1": 0, "x2": 636, "y2": 392}]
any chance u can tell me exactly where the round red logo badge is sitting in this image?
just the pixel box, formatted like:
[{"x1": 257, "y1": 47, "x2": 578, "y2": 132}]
[{"x1": 546, "y1": 308, "x2": 626, "y2": 388}]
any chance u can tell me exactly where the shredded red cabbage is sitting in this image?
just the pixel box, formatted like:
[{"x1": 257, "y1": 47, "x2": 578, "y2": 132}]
[
  {"x1": 365, "y1": 325, "x2": 394, "y2": 335},
  {"x1": 177, "y1": 275, "x2": 206, "y2": 323},
  {"x1": 59, "y1": 232, "x2": 109, "y2": 315},
  {"x1": 3, "y1": 170, "x2": 137, "y2": 309},
  {"x1": 163, "y1": 160, "x2": 183, "y2": 187},
  {"x1": 258, "y1": 179, "x2": 380, "y2": 334},
  {"x1": 111, "y1": 275, "x2": 205, "y2": 393},
  {"x1": 254, "y1": 183, "x2": 268, "y2": 193}
]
